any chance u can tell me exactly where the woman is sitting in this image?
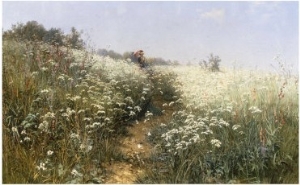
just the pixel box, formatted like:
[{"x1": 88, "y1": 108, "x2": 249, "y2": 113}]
[{"x1": 133, "y1": 50, "x2": 146, "y2": 68}]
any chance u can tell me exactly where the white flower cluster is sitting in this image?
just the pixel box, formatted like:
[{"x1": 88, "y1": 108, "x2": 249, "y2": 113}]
[
  {"x1": 36, "y1": 162, "x2": 47, "y2": 171},
  {"x1": 38, "y1": 112, "x2": 56, "y2": 133},
  {"x1": 248, "y1": 106, "x2": 262, "y2": 114},
  {"x1": 210, "y1": 139, "x2": 222, "y2": 148},
  {"x1": 154, "y1": 66, "x2": 288, "y2": 116},
  {"x1": 71, "y1": 49, "x2": 151, "y2": 89},
  {"x1": 71, "y1": 169, "x2": 83, "y2": 177},
  {"x1": 161, "y1": 110, "x2": 231, "y2": 154},
  {"x1": 153, "y1": 66, "x2": 291, "y2": 156}
]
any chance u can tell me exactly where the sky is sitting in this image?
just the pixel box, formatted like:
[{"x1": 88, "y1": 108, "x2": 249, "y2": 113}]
[{"x1": 2, "y1": 1, "x2": 299, "y2": 74}]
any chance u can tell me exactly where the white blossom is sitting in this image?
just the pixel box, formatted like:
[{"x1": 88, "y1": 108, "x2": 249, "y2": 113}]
[
  {"x1": 47, "y1": 150, "x2": 54, "y2": 156},
  {"x1": 169, "y1": 101, "x2": 175, "y2": 106},
  {"x1": 40, "y1": 89, "x2": 50, "y2": 94},
  {"x1": 24, "y1": 137, "x2": 31, "y2": 142},
  {"x1": 129, "y1": 111, "x2": 136, "y2": 116},
  {"x1": 211, "y1": 139, "x2": 222, "y2": 148},
  {"x1": 71, "y1": 169, "x2": 83, "y2": 177},
  {"x1": 249, "y1": 106, "x2": 262, "y2": 114},
  {"x1": 38, "y1": 121, "x2": 49, "y2": 132},
  {"x1": 232, "y1": 124, "x2": 241, "y2": 130},
  {"x1": 36, "y1": 162, "x2": 47, "y2": 171}
]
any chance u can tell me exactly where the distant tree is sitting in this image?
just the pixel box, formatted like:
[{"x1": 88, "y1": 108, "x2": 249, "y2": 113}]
[
  {"x1": 43, "y1": 28, "x2": 64, "y2": 46},
  {"x1": 149, "y1": 57, "x2": 170, "y2": 65},
  {"x1": 65, "y1": 27, "x2": 85, "y2": 49},
  {"x1": 97, "y1": 49, "x2": 122, "y2": 59},
  {"x1": 3, "y1": 21, "x2": 86, "y2": 50},
  {"x1": 4, "y1": 21, "x2": 47, "y2": 41},
  {"x1": 199, "y1": 53, "x2": 221, "y2": 72},
  {"x1": 208, "y1": 53, "x2": 221, "y2": 71},
  {"x1": 123, "y1": 51, "x2": 135, "y2": 62},
  {"x1": 107, "y1": 50, "x2": 123, "y2": 59},
  {"x1": 199, "y1": 59, "x2": 208, "y2": 68},
  {"x1": 172, "y1": 60, "x2": 180, "y2": 66},
  {"x1": 97, "y1": 49, "x2": 109, "y2": 56}
]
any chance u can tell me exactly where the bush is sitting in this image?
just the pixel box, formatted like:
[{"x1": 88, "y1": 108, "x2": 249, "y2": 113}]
[
  {"x1": 199, "y1": 53, "x2": 221, "y2": 72},
  {"x1": 3, "y1": 21, "x2": 85, "y2": 49}
]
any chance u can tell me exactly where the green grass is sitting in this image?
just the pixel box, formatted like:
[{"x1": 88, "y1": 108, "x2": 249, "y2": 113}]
[
  {"x1": 140, "y1": 66, "x2": 298, "y2": 183},
  {"x1": 2, "y1": 38, "x2": 180, "y2": 183},
  {"x1": 2, "y1": 38, "x2": 298, "y2": 183}
]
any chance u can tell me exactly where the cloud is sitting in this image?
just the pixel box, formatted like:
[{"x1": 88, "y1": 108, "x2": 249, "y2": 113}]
[{"x1": 198, "y1": 8, "x2": 225, "y2": 23}]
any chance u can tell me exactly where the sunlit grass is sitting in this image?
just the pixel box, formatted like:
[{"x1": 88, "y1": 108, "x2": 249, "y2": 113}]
[
  {"x1": 2, "y1": 38, "x2": 180, "y2": 183},
  {"x1": 3, "y1": 38, "x2": 298, "y2": 183},
  {"x1": 142, "y1": 65, "x2": 298, "y2": 183}
]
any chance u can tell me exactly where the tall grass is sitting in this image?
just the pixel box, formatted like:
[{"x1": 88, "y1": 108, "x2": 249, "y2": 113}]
[
  {"x1": 140, "y1": 66, "x2": 298, "y2": 183},
  {"x1": 2, "y1": 39, "x2": 155, "y2": 183},
  {"x1": 3, "y1": 37, "x2": 298, "y2": 183},
  {"x1": 2, "y1": 37, "x2": 183, "y2": 183}
]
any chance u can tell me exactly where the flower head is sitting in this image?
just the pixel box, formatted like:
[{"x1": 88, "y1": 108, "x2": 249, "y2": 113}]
[
  {"x1": 47, "y1": 150, "x2": 54, "y2": 156},
  {"x1": 211, "y1": 139, "x2": 222, "y2": 148}
]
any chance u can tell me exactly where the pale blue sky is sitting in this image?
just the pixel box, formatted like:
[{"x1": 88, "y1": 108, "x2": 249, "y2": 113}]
[{"x1": 2, "y1": 1, "x2": 299, "y2": 73}]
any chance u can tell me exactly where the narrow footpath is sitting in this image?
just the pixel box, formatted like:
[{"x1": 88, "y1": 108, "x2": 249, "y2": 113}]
[{"x1": 103, "y1": 95, "x2": 175, "y2": 184}]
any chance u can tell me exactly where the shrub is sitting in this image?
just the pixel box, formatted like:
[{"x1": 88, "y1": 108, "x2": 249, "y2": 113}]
[
  {"x1": 199, "y1": 53, "x2": 221, "y2": 72},
  {"x1": 3, "y1": 21, "x2": 85, "y2": 49}
]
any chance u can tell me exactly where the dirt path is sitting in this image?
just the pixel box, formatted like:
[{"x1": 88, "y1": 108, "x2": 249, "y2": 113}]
[{"x1": 103, "y1": 96, "x2": 175, "y2": 184}]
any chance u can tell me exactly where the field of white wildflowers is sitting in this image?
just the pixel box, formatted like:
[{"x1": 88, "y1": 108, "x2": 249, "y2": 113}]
[
  {"x1": 2, "y1": 40, "x2": 166, "y2": 183},
  {"x1": 2, "y1": 37, "x2": 298, "y2": 183},
  {"x1": 142, "y1": 65, "x2": 298, "y2": 183}
]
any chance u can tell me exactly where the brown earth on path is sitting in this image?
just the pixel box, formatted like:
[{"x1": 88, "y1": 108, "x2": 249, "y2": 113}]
[{"x1": 103, "y1": 95, "x2": 176, "y2": 184}]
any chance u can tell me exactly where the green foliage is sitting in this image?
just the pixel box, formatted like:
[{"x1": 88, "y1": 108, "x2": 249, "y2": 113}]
[
  {"x1": 2, "y1": 23, "x2": 298, "y2": 184},
  {"x1": 3, "y1": 21, "x2": 85, "y2": 49},
  {"x1": 150, "y1": 70, "x2": 182, "y2": 102},
  {"x1": 200, "y1": 53, "x2": 221, "y2": 72},
  {"x1": 147, "y1": 57, "x2": 172, "y2": 66},
  {"x1": 65, "y1": 27, "x2": 85, "y2": 49},
  {"x1": 97, "y1": 48, "x2": 123, "y2": 59},
  {"x1": 139, "y1": 66, "x2": 298, "y2": 183},
  {"x1": 4, "y1": 21, "x2": 47, "y2": 41},
  {"x1": 2, "y1": 38, "x2": 152, "y2": 183},
  {"x1": 43, "y1": 28, "x2": 64, "y2": 46}
]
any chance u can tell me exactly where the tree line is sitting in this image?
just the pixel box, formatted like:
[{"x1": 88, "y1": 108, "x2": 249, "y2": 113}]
[
  {"x1": 3, "y1": 20, "x2": 85, "y2": 49},
  {"x1": 3, "y1": 20, "x2": 179, "y2": 66},
  {"x1": 97, "y1": 49, "x2": 178, "y2": 66}
]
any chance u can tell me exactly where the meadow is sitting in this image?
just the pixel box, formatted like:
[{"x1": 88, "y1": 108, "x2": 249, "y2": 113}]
[
  {"x1": 2, "y1": 39, "x2": 178, "y2": 183},
  {"x1": 141, "y1": 65, "x2": 298, "y2": 183},
  {"x1": 2, "y1": 38, "x2": 298, "y2": 183}
]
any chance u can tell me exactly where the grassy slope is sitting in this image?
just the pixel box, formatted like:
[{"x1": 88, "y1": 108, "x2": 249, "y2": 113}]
[
  {"x1": 2, "y1": 39, "x2": 298, "y2": 183},
  {"x1": 2, "y1": 39, "x2": 179, "y2": 183},
  {"x1": 2, "y1": 40, "x2": 150, "y2": 183},
  {"x1": 140, "y1": 65, "x2": 298, "y2": 183}
]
